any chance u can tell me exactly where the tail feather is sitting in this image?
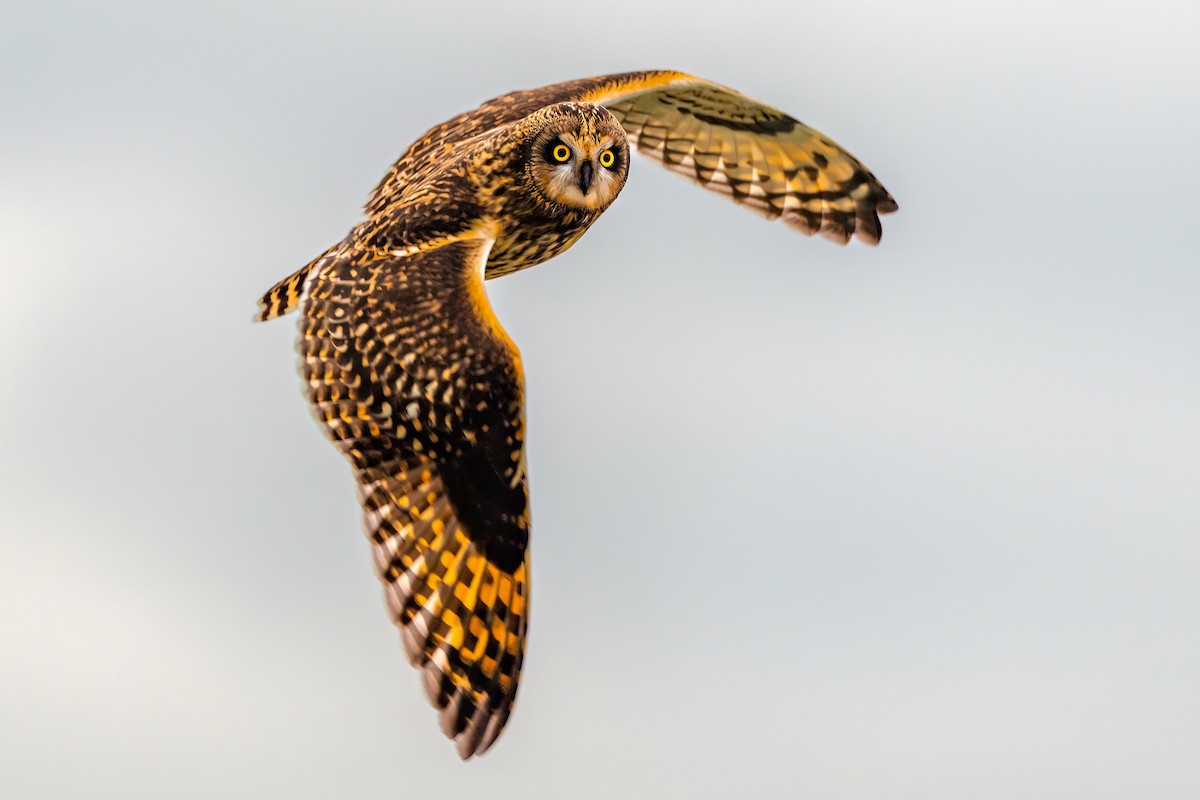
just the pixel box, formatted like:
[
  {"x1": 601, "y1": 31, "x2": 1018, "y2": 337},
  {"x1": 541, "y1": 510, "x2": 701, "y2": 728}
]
[{"x1": 255, "y1": 246, "x2": 341, "y2": 322}]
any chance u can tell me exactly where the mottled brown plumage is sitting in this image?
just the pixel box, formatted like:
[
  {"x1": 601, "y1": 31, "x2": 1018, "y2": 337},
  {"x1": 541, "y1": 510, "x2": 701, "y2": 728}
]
[
  {"x1": 256, "y1": 70, "x2": 898, "y2": 758},
  {"x1": 303, "y1": 238, "x2": 530, "y2": 756}
]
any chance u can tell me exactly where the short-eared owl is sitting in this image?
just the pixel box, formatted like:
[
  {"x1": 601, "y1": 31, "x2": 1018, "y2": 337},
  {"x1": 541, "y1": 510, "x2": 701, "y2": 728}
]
[{"x1": 256, "y1": 70, "x2": 897, "y2": 758}]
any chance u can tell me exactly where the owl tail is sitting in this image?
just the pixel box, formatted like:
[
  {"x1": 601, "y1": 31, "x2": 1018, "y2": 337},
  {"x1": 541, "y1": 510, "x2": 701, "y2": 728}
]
[
  {"x1": 361, "y1": 462, "x2": 530, "y2": 759},
  {"x1": 254, "y1": 245, "x2": 342, "y2": 322}
]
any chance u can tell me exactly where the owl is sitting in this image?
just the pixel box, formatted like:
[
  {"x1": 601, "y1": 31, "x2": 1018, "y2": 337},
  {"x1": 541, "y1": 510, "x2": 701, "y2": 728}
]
[{"x1": 256, "y1": 70, "x2": 897, "y2": 758}]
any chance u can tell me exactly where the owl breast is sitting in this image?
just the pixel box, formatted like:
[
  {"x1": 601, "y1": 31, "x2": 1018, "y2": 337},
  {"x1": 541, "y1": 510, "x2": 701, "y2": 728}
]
[{"x1": 482, "y1": 204, "x2": 600, "y2": 278}]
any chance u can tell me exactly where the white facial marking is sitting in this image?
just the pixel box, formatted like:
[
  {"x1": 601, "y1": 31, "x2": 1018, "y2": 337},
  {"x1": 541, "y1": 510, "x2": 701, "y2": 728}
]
[{"x1": 543, "y1": 134, "x2": 623, "y2": 210}]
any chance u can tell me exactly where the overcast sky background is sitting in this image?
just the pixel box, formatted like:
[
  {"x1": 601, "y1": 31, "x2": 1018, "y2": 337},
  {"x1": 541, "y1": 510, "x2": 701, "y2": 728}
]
[{"x1": 2, "y1": 1, "x2": 1198, "y2": 797}]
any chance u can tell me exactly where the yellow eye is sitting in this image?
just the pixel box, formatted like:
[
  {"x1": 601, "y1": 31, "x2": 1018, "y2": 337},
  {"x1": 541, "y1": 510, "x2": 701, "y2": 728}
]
[
  {"x1": 599, "y1": 149, "x2": 615, "y2": 168},
  {"x1": 552, "y1": 144, "x2": 571, "y2": 163}
]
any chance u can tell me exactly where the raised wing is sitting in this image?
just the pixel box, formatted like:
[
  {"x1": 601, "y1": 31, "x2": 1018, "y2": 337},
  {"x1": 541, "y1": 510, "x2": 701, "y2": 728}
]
[
  {"x1": 302, "y1": 236, "x2": 530, "y2": 758},
  {"x1": 591, "y1": 74, "x2": 899, "y2": 244},
  {"x1": 370, "y1": 70, "x2": 897, "y2": 243}
]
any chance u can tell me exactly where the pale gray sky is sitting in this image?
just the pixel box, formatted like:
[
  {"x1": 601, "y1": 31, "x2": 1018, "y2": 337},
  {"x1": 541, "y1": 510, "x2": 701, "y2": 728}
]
[{"x1": 2, "y1": 1, "x2": 1198, "y2": 797}]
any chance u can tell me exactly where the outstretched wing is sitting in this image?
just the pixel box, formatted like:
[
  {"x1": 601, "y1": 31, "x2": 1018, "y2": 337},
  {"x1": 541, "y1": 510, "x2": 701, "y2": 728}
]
[
  {"x1": 302, "y1": 236, "x2": 530, "y2": 758},
  {"x1": 589, "y1": 73, "x2": 899, "y2": 244},
  {"x1": 370, "y1": 70, "x2": 897, "y2": 244}
]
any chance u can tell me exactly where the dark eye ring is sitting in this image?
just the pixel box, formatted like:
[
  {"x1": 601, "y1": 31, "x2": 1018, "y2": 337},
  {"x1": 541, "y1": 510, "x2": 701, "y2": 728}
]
[
  {"x1": 551, "y1": 144, "x2": 571, "y2": 163},
  {"x1": 599, "y1": 149, "x2": 616, "y2": 169}
]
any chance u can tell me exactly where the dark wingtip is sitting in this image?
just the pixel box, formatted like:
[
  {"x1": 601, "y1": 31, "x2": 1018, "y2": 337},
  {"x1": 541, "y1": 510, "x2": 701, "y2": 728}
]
[
  {"x1": 454, "y1": 696, "x2": 493, "y2": 759},
  {"x1": 856, "y1": 210, "x2": 883, "y2": 246}
]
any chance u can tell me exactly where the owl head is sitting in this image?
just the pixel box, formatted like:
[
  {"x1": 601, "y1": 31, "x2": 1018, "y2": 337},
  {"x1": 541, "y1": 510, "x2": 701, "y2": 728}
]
[{"x1": 523, "y1": 103, "x2": 629, "y2": 212}]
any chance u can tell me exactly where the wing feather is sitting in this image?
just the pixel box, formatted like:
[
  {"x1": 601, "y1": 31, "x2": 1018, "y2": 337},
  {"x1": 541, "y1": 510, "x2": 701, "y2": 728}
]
[
  {"x1": 603, "y1": 75, "x2": 896, "y2": 243},
  {"x1": 302, "y1": 237, "x2": 530, "y2": 758}
]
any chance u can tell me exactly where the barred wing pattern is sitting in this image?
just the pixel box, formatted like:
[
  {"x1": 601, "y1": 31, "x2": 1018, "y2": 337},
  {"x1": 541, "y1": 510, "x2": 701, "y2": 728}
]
[
  {"x1": 593, "y1": 78, "x2": 898, "y2": 244},
  {"x1": 302, "y1": 237, "x2": 530, "y2": 758}
]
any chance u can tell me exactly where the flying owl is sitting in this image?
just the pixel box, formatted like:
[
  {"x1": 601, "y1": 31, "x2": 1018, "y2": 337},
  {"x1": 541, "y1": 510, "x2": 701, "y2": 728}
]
[{"x1": 256, "y1": 70, "x2": 897, "y2": 758}]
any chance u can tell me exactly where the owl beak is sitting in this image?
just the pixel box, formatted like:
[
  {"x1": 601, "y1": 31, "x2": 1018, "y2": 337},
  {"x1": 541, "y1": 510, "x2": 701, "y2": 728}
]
[{"x1": 578, "y1": 161, "x2": 593, "y2": 195}]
